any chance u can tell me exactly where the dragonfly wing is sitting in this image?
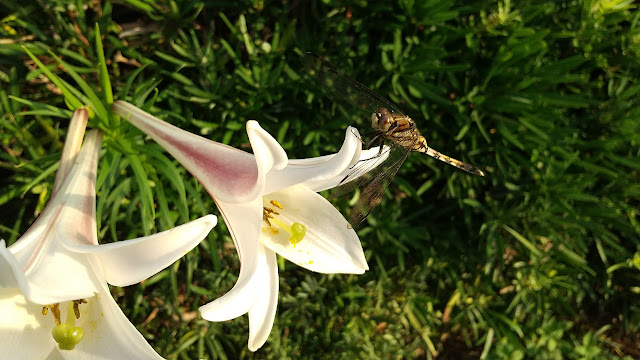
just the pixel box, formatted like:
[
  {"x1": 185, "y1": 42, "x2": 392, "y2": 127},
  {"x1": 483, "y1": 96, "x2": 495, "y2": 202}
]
[
  {"x1": 329, "y1": 144, "x2": 393, "y2": 199},
  {"x1": 301, "y1": 53, "x2": 406, "y2": 118},
  {"x1": 350, "y1": 145, "x2": 412, "y2": 227},
  {"x1": 332, "y1": 140, "x2": 414, "y2": 227},
  {"x1": 302, "y1": 52, "x2": 420, "y2": 226}
]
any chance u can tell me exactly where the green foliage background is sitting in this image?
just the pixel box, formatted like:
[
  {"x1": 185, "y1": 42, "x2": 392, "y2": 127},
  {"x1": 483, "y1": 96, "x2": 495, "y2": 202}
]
[{"x1": 1, "y1": 0, "x2": 640, "y2": 358}]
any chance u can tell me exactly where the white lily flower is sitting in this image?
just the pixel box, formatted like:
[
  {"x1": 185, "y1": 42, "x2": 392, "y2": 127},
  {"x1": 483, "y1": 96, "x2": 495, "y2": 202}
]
[
  {"x1": 112, "y1": 101, "x2": 384, "y2": 351},
  {"x1": 0, "y1": 109, "x2": 218, "y2": 360}
]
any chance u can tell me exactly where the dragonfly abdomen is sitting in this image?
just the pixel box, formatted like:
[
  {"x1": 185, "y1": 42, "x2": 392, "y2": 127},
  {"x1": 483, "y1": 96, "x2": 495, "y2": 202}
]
[{"x1": 422, "y1": 147, "x2": 485, "y2": 176}]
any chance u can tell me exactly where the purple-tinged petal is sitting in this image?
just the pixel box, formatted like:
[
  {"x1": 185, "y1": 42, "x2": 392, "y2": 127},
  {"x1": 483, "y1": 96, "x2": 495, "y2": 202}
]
[
  {"x1": 6, "y1": 131, "x2": 104, "y2": 304},
  {"x1": 52, "y1": 109, "x2": 88, "y2": 195},
  {"x1": 8, "y1": 118, "x2": 93, "y2": 255},
  {"x1": 53, "y1": 130, "x2": 102, "y2": 248},
  {"x1": 113, "y1": 101, "x2": 285, "y2": 203}
]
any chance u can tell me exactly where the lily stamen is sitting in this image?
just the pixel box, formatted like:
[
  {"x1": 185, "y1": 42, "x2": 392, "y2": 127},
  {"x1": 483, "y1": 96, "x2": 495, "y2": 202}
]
[
  {"x1": 262, "y1": 207, "x2": 279, "y2": 226},
  {"x1": 73, "y1": 299, "x2": 87, "y2": 319},
  {"x1": 262, "y1": 201, "x2": 307, "y2": 246}
]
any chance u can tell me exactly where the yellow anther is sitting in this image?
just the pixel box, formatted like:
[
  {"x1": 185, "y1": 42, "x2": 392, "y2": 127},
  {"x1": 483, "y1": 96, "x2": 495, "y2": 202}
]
[
  {"x1": 43, "y1": 304, "x2": 62, "y2": 325},
  {"x1": 270, "y1": 200, "x2": 283, "y2": 209},
  {"x1": 263, "y1": 206, "x2": 280, "y2": 226},
  {"x1": 72, "y1": 299, "x2": 87, "y2": 319}
]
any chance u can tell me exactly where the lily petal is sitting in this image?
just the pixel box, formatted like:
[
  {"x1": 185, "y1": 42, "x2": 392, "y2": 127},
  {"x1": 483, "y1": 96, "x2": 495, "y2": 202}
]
[
  {"x1": 301, "y1": 145, "x2": 390, "y2": 192},
  {"x1": 199, "y1": 198, "x2": 263, "y2": 321},
  {"x1": 247, "y1": 245, "x2": 278, "y2": 352},
  {"x1": 0, "y1": 288, "x2": 54, "y2": 360},
  {"x1": 263, "y1": 126, "x2": 362, "y2": 194},
  {"x1": 262, "y1": 185, "x2": 368, "y2": 274},
  {"x1": 0, "y1": 240, "x2": 26, "y2": 289},
  {"x1": 113, "y1": 101, "x2": 287, "y2": 204},
  {"x1": 0, "y1": 286, "x2": 167, "y2": 360},
  {"x1": 7, "y1": 131, "x2": 104, "y2": 304},
  {"x1": 45, "y1": 350, "x2": 64, "y2": 360},
  {"x1": 246, "y1": 120, "x2": 288, "y2": 173},
  {"x1": 53, "y1": 129, "x2": 102, "y2": 248},
  {"x1": 6, "y1": 243, "x2": 99, "y2": 305},
  {"x1": 8, "y1": 130, "x2": 102, "y2": 255},
  {"x1": 63, "y1": 215, "x2": 217, "y2": 287},
  {"x1": 52, "y1": 109, "x2": 88, "y2": 195}
]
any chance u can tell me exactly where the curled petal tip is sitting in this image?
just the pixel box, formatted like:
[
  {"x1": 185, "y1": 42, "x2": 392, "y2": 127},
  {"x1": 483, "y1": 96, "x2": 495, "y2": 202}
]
[
  {"x1": 248, "y1": 341, "x2": 263, "y2": 352},
  {"x1": 202, "y1": 214, "x2": 218, "y2": 227},
  {"x1": 198, "y1": 279, "x2": 260, "y2": 321},
  {"x1": 247, "y1": 121, "x2": 288, "y2": 171},
  {"x1": 345, "y1": 126, "x2": 360, "y2": 137},
  {"x1": 76, "y1": 107, "x2": 89, "y2": 118}
]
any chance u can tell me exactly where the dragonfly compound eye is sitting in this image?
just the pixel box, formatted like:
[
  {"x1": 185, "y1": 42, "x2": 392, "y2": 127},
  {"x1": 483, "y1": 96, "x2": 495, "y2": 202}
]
[
  {"x1": 371, "y1": 112, "x2": 380, "y2": 128},
  {"x1": 378, "y1": 112, "x2": 391, "y2": 131}
]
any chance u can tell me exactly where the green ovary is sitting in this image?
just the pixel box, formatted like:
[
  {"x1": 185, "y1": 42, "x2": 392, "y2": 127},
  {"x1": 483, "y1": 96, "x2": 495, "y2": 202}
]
[
  {"x1": 270, "y1": 217, "x2": 307, "y2": 247},
  {"x1": 51, "y1": 302, "x2": 84, "y2": 350},
  {"x1": 289, "y1": 222, "x2": 307, "y2": 246}
]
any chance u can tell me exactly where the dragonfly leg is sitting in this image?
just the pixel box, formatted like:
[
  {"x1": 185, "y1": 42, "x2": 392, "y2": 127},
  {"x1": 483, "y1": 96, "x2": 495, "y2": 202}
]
[
  {"x1": 350, "y1": 128, "x2": 363, "y2": 142},
  {"x1": 363, "y1": 131, "x2": 380, "y2": 146},
  {"x1": 375, "y1": 137, "x2": 386, "y2": 156},
  {"x1": 340, "y1": 138, "x2": 389, "y2": 186},
  {"x1": 351, "y1": 136, "x2": 387, "y2": 166}
]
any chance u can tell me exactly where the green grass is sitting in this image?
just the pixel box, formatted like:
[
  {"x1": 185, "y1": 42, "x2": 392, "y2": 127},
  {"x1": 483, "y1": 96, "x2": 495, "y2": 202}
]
[{"x1": 1, "y1": 0, "x2": 640, "y2": 358}]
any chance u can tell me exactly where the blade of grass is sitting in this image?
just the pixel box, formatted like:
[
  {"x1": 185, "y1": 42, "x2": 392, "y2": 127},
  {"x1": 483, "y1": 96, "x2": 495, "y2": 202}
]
[
  {"x1": 47, "y1": 50, "x2": 109, "y2": 122},
  {"x1": 95, "y1": 25, "x2": 113, "y2": 106},
  {"x1": 22, "y1": 46, "x2": 83, "y2": 109},
  {"x1": 126, "y1": 153, "x2": 155, "y2": 235}
]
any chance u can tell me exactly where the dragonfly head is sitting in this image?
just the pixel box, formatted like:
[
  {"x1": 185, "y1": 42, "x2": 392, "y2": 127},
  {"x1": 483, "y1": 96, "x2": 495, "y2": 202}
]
[{"x1": 371, "y1": 107, "x2": 392, "y2": 132}]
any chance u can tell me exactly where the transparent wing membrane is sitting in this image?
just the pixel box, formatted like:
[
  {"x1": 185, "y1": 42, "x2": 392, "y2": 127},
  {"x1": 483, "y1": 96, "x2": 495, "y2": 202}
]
[
  {"x1": 345, "y1": 139, "x2": 416, "y2": 227},
  {"x1": 302, "y1": 53, "x2": 406, "y2": 118}
]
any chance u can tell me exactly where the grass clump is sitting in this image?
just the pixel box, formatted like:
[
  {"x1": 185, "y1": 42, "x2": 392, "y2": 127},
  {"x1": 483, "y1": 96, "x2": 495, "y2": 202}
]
[{"x1": 1, "y1": 0, "x2": 639, "y2": 358}]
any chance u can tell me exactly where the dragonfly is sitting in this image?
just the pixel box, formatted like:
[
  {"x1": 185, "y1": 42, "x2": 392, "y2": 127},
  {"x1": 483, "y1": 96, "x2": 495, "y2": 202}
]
[{"x1": 301, "y1": 53, "x2": 485, "y2": 226}]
